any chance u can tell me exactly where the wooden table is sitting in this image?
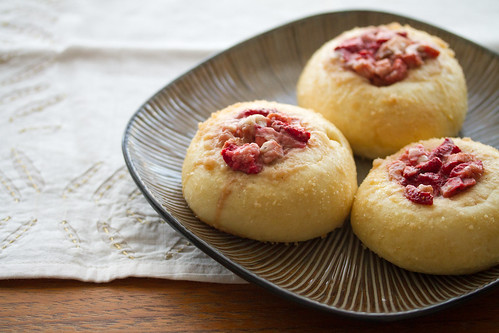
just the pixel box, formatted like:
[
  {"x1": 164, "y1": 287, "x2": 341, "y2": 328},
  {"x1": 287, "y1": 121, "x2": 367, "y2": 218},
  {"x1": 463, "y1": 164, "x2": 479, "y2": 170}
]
[{"x1": 0, "y1": 278, "x2": 497, "y2": 332}]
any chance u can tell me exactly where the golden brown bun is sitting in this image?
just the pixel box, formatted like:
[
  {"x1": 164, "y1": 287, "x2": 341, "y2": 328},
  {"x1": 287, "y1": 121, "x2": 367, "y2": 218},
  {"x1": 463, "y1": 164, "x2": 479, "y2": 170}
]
[
  {"x1": 182, "y1": 101, "x2": 357, "y2": 242},
  {"x1": 351, "y1": 137, "x2": 499, "y2": 275},
  {"x1": 297, "y1": 23, "x2": 468, "y2": 159}
]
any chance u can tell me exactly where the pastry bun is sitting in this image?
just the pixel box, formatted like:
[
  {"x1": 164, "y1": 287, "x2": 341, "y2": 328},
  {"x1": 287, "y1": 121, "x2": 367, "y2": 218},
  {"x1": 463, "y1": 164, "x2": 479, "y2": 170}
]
[
  {"x1": 297, "y1": 23, "x2": 468, "y2": 159},
  {"x1": 351, "y1": 137, "x2": 499, "y2": 275},
  {"x1": 182, "y1": 101, "x2": 357, "y2": 242}
]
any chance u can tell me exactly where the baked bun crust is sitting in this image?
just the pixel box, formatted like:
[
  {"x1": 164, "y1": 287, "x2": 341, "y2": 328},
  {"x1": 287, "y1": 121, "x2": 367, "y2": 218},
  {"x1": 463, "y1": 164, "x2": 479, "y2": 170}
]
[
  {"x1": 182, "y1": 101, "x2": 357, "y2": 242},
  {"x1": 351, "y1": 138, "x2": 499, "y2": 275},
  {"x1": 297, "y1": 23, "x2": 468, "y2": 159}
]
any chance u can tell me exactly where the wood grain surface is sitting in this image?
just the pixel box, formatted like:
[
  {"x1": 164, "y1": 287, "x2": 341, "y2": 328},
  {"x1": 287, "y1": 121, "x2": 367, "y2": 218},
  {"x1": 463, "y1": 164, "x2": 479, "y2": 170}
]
[{"x1": 0, "y1": 278, "x2": 497, "y2": 332}]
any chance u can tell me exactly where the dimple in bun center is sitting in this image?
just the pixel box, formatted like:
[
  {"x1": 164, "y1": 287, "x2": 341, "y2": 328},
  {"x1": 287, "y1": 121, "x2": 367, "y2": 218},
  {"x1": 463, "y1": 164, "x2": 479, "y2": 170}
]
[
  {"x1": 388, "y1": 138, "x2": 484, "y2": 205},
  {"x1": 334, "y1": 27, "x2": 440, "y2": 86},
  {"x1": 219, "y1": 109, "x2": 311, "y2": 174}
]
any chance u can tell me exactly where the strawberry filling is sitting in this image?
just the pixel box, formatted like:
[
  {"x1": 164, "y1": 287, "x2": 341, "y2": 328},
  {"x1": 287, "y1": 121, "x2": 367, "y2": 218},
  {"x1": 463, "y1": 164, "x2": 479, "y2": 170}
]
[
  {"x1": 388, "y1": 138, "x2": 484, "y2": 205},
  {"x1": 220, "y1": 109, "x2": 310, "y2": 174},
  {"x1": 334, "y1": 28, "x2": 440, "y2": 86}
]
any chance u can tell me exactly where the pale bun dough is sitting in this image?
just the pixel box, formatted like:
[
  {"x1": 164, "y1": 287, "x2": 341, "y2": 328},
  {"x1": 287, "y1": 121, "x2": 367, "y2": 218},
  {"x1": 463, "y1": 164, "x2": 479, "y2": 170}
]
[
  {"x1": 297, "y1": 23, "x2": 468, "y2": 159},
  {"x1": 351, "y1": 137, "x2": 499, "y2": 275},
  {"x1": 182, "y1": 101, "x2": 357, "y2": 242}
]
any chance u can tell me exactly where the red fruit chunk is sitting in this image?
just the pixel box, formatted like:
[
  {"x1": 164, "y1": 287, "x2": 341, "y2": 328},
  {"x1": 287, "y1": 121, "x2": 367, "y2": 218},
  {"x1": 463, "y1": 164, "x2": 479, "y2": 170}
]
[
  {"x1": 255, "y1": 126, "x2": 307, "y2": 149},
  {"x1": 388, "y1": 138, "x2": 484, "y2": 205},
  {"x1": 403, "y1": 144, "x2": 429, "y2": 165},
  {"x1": 388, "y1": 160, "x2": 406, "y2": 183},
  {"x1": 402, "y1": 165, "x2": 419, "y2": 178},
  {"x1": 267, "y1": 116, "x2": 310, "y2": 146},
  {"x1": 441, "y1": 153, "x2": 474, "y2": 174},
  {"x1": 401, "y1": 52, "x2": 424, "y2": 68},
  {"x1": 221, "y1": 142, "x2": 262, "y2": 174},
  {"x1": 418, "y1": 44, "x2": 440, "y2": 58},
  {"x1": 239, "y1": 109, "x2": 272, "y2": 118},
  {"x1": 441, "y1": 177, "x2": 476, "y2": 198},
  {"x1": 269, "y1": 119, "x2": 286, "y2": 132},
  {"x1": 254, "y1": 126, "x2": 280, "y2": 147},
  {"x1": 373, "y1": 57, "x2": 407, "y2": 86},
  {"x1": 336, "y1": 37, "x2": 364, "y2": 52},
  {"x1": 429, "y1": 137, "x2": 461, "y2": 159},
  {"x1": 404, "y1": 185, "x2": 433, "y2": 205},
  {"x1": 417, "y1": 157, "x2": 442, "y2": 173},
  {"x1": 414, "y1": 172, "x2": 441, "y2": 187},
  {"x1": 267, "y1": 113, "x2": 290, "y2": 123},
  {"x1": 260, "y1": 140, "x2": 284, "y2": 164},
  {"x1": 283, "y1": 126, "x2": 311, "y2": 143},
  {"x1": 334, "y1": 27, "x2": 440, "y2": 86},
  {"x1": 220, "y1": 108, "x2": 311, "y2": 174},
  {"x1": 450, "y1": 161, "x2": 484, "y2": 179},
  {"x1": 352, "y1": 58, "x2": 376, "y2": 78}
]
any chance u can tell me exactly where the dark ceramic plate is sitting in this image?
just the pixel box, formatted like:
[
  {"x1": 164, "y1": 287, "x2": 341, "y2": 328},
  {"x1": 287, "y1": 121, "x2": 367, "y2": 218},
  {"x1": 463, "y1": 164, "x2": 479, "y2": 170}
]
[{"x1": 122, "y1": 11, "x2": 499, "y2": 320}]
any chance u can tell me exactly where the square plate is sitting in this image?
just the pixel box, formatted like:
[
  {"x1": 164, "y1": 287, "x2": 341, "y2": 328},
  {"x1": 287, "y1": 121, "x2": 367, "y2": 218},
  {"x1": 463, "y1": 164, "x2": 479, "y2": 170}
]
[{"x1": 122, "y1": 10, "x2": 499, "y2": 320}]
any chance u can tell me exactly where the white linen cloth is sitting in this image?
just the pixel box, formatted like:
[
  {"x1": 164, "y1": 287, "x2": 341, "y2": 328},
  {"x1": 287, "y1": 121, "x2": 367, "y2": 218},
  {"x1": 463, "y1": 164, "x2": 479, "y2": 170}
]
[{"x1": 0, "y1": 0, "x2": 497, "y2": 283}]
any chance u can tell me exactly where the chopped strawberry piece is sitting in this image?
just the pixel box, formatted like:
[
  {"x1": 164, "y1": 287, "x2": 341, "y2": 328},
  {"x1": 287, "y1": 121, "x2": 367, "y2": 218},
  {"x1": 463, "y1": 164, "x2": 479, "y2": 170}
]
[
  {"x1": 441, "y1": 177, "x2": 476, "y2": 198},
  {"x1": 449, "y1": 161, "x2": 484, "y2": 179},
  {"x1": 352, "y1": 58, "x2": 376, "y2": 79},
  {"x1": 415, "y1": 172, "x2": 441, "y2": 186},
  {"x1": 334, "y1": 27, "x2": 440, "y2": 86},
  {"x1": 335, "y1": 37, "x2": 363, "y2": 52},
  {"x1": 267, "y1": 113, "x2": 291, "y2": 123},
  {"x1": 220, "y1": 108, "x2": 311, "y2": 174},
  {"x1": 417, "y1": 157, "x2": 443, "y2": 173},
  {"x1": 401, "y1": 52, "x2": 424, "y2": 68},
  {"x1": 441, "y1": 153, "x2": 475, "y2": 174},
  {"x1": 221, "y1": 142, "x2": 262, "y2": 174},
  {"x1": 388, "y1": 138, "x2": 484, "y2": 205},
  {"x1": 405, "y1": 184, "x2": 433, "y2": 205},
  {"x1": 254, "y1": 126, "x2": 280, "y2": 147},
  {"x1": 429, "y1": 138, "x2": 461, "y2": 159},
  {"x1": 260, "y1": 140, "x2": 284, "y2": 164},
  {"x1": 376, "y1": 58, "x2": 407, "y2": 86},
  {"x1": 239, "y1": 109, "x2": 272, "y2": 118},
  {"x1": 388, "y1": 160, "x2": 406, "y2": 183},
  {"x1": 269, "y1": 119, "x2": 286, "y2": 133},
  {"x1": 268, "y1": 117, "x2": 311, "y2": 145},
  {"x1": 404, "y1": 144, "x2": 429, "y2": 165},
  {"x1": 403, "y1": 165, "x2": 419, "y2": 178},
  {"x1": 418, "y1": 44, "x2": 440, "y2": 58},
  {"x1": 284, "y1": 126, "x2": 311, "y2": 143},
  {"x1": 374, "y1": 58, "x2": 393, "y2": 77}
]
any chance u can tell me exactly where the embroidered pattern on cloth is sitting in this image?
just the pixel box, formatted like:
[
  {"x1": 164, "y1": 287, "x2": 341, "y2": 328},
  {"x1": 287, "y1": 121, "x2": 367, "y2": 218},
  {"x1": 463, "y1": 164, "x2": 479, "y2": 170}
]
[{"x1": 0, "y1": 1, "x2": 241, "y2": 283}]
